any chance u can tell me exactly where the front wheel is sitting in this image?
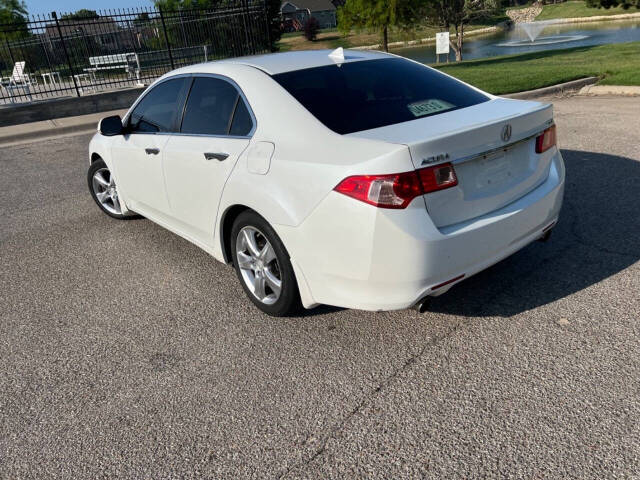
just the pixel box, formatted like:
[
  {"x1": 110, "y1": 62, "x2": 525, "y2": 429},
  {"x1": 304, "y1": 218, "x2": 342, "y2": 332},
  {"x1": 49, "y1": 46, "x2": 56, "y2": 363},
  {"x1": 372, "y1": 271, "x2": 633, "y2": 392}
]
[
  {"x1": 231, "y1": 211, "x2": 302, "y2": 316},
  {"x1": 88, "y1": 158, "x2": 139, "y2": 220}
]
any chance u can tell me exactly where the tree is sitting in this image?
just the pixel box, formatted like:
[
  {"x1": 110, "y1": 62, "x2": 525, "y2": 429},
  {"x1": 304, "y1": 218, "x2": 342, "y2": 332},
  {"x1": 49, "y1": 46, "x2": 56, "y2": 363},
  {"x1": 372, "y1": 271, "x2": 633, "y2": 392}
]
[
  {"x1": 154, "y1": 0, "x2": 212, "y2": 9},
  {"x1": 60, "y1": 9, "x2": 99, "y2": 20},
  {"x1": 0, "y1": 0, "x2": 29, "y2": 41},
  {"x1": 338, "y1": 0, "x2": 426, "y2": 52},
  {"x1": 426, "y1": 0, "x2": 502, "y2": 61},
  {"x1": 264, "y1": 0, "x2": 282, "y2": 51},
  {"x1": 133, "y1": 12, "x2": 151, "y2": 26},
  {"x1": 153, "y1": 0, "x2": 282, "y2": 52}
]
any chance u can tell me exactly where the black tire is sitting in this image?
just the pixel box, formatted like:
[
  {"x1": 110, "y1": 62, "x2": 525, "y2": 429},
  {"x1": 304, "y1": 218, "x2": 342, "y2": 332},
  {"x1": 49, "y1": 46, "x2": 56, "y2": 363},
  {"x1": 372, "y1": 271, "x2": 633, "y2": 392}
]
[
  {"x1": 88, "y1": 158, "x2": 140, "y2": 220},
  {"x1": 231, "y1": 211, "x2": 302, "y2": 316}
]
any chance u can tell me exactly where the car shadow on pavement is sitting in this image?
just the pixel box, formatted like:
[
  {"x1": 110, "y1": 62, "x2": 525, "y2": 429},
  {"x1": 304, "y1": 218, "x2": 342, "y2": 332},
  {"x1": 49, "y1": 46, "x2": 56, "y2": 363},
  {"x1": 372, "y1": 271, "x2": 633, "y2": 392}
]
[
  {"x1": 298, "y1": 304, "x2": 344, "y2": 317},
  {"x1": 427, "y1": 149, "x2": 640, "y2": 318}
]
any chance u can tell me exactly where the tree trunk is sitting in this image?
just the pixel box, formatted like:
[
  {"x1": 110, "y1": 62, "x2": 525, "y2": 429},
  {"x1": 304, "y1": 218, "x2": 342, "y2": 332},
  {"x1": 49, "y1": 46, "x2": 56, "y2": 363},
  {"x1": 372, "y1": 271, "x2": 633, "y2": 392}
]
[
  {"x1": 382, "y1": 24, "x2": 388, "y2": 52},
  {"x1": 457, "y1": 23, "x2": 464, "y2": 61},
  {"x1": 450, "y1": 23, "x2": 464, "y2": 62}
]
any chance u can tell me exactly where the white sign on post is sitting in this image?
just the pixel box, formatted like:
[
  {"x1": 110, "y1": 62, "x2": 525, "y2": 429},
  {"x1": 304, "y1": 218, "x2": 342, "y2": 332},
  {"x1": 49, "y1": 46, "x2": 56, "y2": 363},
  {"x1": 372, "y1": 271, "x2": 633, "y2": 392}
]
[{"x1": 436, "y1": 32, "x2": 450, "y2": 55}]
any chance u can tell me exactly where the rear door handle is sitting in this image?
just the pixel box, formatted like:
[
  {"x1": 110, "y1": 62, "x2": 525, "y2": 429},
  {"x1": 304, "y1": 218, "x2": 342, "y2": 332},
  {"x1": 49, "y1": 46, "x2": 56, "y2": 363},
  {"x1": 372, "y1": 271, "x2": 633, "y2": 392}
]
[
  {"x1": 145, "y1": 148, "x2": 160, "y2": 155},
  {"x1": 204, "y1": 152, "x2": 229, "y2": 161}
]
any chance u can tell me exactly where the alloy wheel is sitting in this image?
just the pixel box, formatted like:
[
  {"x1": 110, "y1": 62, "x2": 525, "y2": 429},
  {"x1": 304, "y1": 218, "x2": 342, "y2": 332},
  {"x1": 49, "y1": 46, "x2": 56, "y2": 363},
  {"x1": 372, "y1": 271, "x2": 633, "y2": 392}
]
[
  {"x1": 92, "y1": 167, "x2": 122, "y2": 215},
  {"x1": 235, "y1": 226, "x2": 282, "y2": 305}
]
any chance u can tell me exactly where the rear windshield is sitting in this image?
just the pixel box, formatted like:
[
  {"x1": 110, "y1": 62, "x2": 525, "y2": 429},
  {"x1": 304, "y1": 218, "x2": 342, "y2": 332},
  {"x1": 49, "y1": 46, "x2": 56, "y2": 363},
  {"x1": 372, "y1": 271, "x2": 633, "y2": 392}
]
[{"x1": 272, "y1": 57, "x2": 490, "y2": 135}]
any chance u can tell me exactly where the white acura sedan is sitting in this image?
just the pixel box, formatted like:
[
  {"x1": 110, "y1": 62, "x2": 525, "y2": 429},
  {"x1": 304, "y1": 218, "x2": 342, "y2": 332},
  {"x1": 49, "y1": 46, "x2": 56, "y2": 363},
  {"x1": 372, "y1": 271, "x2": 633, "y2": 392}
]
[{"x1": 88, "y1": 48, "x2": 564, "y2": 316}]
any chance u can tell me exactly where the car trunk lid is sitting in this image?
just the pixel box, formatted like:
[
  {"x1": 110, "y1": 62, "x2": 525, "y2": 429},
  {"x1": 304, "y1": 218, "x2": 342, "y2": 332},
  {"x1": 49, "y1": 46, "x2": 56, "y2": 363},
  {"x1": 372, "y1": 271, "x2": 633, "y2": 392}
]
[{"x1": 349, "y1": 98, "x2": 555, "y2": 228}]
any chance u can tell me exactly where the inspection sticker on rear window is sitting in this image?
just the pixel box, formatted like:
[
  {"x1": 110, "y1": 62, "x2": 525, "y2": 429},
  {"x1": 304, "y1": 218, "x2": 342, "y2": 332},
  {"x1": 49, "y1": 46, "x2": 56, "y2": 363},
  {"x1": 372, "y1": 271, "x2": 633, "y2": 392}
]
[{"x1": 408, "y1": 99, "x2": 455, "y2": 117}]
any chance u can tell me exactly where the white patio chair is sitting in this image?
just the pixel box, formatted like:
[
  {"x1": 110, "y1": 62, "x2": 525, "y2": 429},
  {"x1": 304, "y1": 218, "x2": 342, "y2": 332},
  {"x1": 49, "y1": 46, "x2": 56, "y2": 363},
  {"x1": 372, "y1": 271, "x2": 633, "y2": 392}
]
[{"x1": 6, "y1": 61, "x2": 33, "y2": 102}]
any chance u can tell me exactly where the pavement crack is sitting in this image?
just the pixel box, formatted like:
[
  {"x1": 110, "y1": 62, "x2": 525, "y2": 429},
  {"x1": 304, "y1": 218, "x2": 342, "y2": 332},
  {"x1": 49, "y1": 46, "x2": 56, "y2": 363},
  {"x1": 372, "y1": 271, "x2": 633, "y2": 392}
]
[{"x1": 277, "y1": 322, "x2": 463, "y2": 479}]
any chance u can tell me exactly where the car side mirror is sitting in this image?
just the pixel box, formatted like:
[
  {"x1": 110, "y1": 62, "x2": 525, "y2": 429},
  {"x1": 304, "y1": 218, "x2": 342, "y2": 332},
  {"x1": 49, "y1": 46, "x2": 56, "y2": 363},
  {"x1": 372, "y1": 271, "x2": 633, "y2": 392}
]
[{"x1": 99, "y1": 115, "x2": 123, "y2": 136}]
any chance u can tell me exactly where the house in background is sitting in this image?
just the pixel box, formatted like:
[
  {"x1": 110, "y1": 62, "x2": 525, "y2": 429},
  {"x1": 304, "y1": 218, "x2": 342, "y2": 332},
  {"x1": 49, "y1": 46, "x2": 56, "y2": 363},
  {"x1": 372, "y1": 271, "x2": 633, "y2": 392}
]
[
  {"x1": 43, "y1": 16, "x2": 138, "y2": 54},
  {"x1": 280, "y1": 0, "x2": 342, "y2": 30}
]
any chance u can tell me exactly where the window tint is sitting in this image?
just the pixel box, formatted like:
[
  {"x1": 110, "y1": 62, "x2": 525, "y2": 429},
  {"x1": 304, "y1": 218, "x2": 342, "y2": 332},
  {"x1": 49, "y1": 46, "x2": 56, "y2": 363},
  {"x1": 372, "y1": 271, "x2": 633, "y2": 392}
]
[
  {"x1": 181, "y1": 77, "x2": 239, "y2": 136},
  {"x1": 229, "y1": 97, "x2": 253, "y2": 136},
  {"x1": 129, "y1": 78, "x2": 188, "y2": 133},
  {"x1": 272, "y1": 58, "x2": 490, "y2": 135}
]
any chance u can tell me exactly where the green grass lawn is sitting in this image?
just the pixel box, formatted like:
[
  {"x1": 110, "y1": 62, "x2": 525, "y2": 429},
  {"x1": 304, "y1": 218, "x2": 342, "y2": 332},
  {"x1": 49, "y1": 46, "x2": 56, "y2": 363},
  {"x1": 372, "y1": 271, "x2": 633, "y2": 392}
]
[
  {"x1": 437, "y1": 41, "x2": 640, "y2": 94},
  {"x1": 536, "y1": 1, "x2": 638, "y2": 20}
]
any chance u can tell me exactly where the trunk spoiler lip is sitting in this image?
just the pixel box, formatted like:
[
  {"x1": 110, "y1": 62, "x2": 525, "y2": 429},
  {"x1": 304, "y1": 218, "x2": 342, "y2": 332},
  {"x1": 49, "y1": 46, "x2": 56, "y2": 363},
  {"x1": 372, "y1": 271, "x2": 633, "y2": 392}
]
[
  {"x1": 349, "y1": 100, "x2": 554, "y2": 165},
  {"x1": 346, "y1": 99, "x2": 552, "y2": 143}
]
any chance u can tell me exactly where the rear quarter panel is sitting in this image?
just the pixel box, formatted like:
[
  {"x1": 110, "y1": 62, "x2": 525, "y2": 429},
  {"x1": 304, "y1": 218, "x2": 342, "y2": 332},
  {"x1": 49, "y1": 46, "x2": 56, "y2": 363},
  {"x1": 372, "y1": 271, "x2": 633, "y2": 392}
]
[{"x1": 215, "y1": 63, "x2": 413, "y2": 234}]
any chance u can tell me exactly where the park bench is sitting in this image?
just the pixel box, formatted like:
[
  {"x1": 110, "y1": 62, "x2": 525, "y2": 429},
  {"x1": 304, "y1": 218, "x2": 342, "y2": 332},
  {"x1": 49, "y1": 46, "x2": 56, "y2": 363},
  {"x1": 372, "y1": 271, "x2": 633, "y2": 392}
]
[
  {"x1": 81, "y1": 46, "x2": 213, "y2": 88},
  {"x1": 86, "y1": 54, "x2": 134, "y2": 73},
  {"x1": 85, "y1": 53, "x2": 143, "y2": 85}
]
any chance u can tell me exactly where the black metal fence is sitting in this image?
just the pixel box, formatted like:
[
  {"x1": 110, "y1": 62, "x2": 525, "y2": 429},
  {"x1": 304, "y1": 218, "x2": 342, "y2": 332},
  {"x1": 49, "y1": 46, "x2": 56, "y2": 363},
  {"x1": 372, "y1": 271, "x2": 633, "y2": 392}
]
[{"x1": 0, "y1": 2, "x2": 271, "y2": 105}]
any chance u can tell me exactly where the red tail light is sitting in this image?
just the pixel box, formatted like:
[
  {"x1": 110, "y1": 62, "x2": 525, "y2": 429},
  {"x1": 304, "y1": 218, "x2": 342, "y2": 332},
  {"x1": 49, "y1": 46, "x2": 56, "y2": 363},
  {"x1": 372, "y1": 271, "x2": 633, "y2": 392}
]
[
  {"x1": 535, "y1": 125, "x2": 556, "y2": 153},
  {"x1": 418, "y1": 162, "x2": 458, "y2": 193},
  {"x1": 334, "y1": 162, "x2": 458, "y2": 209},
  {"x1": 333, "y1": 171, "x2": 422, "y2": 209}
]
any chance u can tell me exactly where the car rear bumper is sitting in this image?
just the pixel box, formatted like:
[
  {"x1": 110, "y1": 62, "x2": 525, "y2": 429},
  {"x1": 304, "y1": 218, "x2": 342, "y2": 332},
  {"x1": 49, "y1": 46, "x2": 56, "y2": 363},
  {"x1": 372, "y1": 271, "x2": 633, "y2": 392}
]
[{"x1": 278, "y1": 150, "x2": 565, "y2": 311}]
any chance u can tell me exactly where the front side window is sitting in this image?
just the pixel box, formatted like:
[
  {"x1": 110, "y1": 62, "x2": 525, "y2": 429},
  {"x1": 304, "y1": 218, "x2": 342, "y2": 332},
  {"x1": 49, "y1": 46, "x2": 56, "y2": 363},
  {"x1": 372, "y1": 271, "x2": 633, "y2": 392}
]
[
  {"x1": 181, "y1": 77, "x2": 244, "y2": 136},
  {"x1": 272, "y1": 58, "x2": 490, "y2": 135},
  {"x1": 129, "y1": 78, "x2": 189, "y2": 133}
]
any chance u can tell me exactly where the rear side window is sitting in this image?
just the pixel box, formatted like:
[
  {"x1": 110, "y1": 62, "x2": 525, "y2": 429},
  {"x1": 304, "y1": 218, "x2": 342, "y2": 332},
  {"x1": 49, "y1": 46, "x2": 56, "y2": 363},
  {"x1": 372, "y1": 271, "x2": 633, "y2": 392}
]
[
  {"x1": 229, "y1": 98, "x2": 253, "y2": 136},
  {"x1": 129, "y1": 78, "x2": 188, "y2": 133},
  {"x1": 272, "y1": 58, "x2": 490, "y2": 135},
  {"x1": 181, "y1": 77, "x2": 240, "y2": 136}
]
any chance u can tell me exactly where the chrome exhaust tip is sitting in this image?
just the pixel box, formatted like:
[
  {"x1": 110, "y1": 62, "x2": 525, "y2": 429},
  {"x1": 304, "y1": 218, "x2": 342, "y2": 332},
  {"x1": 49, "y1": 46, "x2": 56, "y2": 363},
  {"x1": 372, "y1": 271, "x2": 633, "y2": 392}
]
[
  {"x1": 538, "y1": 229, "x2": 553, "y2": 242},
  {"x1": 412, "y1": 297, "x2": 431, "y2": 314},
  {"x1": 539, "y1": 221, "x2": 556, "y2": 242}
]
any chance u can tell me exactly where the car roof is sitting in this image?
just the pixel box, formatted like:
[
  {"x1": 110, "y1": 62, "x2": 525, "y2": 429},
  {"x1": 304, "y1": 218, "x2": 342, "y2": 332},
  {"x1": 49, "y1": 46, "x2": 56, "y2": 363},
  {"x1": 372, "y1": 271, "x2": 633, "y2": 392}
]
[{"x1": 177, "y1": 49, "x2": 393, "y2": 76}]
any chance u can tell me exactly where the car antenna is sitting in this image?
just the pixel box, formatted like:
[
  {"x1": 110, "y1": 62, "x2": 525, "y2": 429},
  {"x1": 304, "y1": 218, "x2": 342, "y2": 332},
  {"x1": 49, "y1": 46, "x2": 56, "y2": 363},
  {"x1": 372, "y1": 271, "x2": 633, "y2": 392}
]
[{"x1": 328, "y1": 47, "x2": 345, "y2": 65}]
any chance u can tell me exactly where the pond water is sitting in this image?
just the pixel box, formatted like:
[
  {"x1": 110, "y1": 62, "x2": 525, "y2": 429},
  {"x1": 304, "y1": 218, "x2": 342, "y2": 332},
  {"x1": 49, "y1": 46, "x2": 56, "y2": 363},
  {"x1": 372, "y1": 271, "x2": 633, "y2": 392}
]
[{"x1": 397, "y1": 19, "x2": 640, "y2": 63}]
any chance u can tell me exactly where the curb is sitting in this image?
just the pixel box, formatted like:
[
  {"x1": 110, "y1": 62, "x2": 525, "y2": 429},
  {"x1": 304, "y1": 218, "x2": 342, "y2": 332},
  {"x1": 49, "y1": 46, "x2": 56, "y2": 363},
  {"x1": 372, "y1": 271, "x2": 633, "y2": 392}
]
[
  {"x1": 578, "y1": 84, "x2": 640, "y2": 96},
  {"x1": 0, "y1": 123, "x2": 97, "y2": 147},
  {"x1": 504, "y1": 76, "x2": 599, "y2": 99},
  {"x1": 0, "y1": 109, "x2": 126, "y2": 147},
  {"x1": 0, "y1": 87, "x2": 144, "y2": 128}
]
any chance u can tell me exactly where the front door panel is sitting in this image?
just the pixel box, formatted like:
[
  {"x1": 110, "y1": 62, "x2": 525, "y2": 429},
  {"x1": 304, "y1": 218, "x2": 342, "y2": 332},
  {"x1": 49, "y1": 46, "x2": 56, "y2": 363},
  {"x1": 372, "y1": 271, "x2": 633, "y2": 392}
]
[{"x1": 111, "y1": 133, "x2": 172, "y2": 216}]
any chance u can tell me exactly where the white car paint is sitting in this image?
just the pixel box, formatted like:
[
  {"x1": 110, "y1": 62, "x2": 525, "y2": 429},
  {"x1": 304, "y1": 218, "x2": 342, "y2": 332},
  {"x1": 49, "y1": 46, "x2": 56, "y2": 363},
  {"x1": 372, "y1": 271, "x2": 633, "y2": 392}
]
[{"x1": 89, "y1": 49, "x2": 565, "y2": 312}]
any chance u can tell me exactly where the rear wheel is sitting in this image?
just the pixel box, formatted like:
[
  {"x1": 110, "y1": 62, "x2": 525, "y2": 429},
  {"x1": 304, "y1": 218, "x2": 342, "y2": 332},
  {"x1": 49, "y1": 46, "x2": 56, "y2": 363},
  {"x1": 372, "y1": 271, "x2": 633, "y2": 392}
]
[
  {"x1": 231, "y1": 211, "x2": 301, "y2": 316},
  {"x1": 88, "y1": 159, "x2": 139, "y2": 220}
]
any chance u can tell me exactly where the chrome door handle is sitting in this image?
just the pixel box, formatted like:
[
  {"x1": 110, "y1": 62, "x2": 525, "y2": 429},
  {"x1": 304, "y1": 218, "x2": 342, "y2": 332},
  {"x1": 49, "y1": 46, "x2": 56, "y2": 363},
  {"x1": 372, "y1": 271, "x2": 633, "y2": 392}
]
[
  {"x1": 145, "y1": 148, "x2": 160, "y2": 155},
  {"x1": 204, "y1": 152, "x2": 229, "y2": 161}
]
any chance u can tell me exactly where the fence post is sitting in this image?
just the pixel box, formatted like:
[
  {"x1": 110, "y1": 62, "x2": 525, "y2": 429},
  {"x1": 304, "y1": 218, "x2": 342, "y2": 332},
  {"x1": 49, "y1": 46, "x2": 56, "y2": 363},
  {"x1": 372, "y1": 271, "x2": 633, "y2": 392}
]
[
  {"x1": 158, "y1": 7, "x2": 175, "y2": 70},
  {"x1": 5, "y1": 39, "x2": 15, "y2": 65},
  {"x1": 52, "y1": 11, "x2": 81, "y2": 97},
  {"x1": 263, "y1": 0, "x2": 272, "y2": 52},
  {"x1": 241, "y1": 0, "x2": 251, "y2": 53}
]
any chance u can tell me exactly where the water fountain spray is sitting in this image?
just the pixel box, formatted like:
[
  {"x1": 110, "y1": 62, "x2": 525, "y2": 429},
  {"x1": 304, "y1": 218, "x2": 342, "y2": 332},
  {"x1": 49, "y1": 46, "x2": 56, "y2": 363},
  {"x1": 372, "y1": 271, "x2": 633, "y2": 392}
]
[{"x1": 498, "y1": 19, "x2": 588, "y2": 47}]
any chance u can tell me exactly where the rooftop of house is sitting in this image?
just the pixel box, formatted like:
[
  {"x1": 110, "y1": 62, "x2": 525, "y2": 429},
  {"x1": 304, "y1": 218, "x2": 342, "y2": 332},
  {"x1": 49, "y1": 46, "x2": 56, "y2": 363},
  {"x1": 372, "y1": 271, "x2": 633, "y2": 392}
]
[{"x1": 280, "y1": 0, "x2": 337, "y2": 12}]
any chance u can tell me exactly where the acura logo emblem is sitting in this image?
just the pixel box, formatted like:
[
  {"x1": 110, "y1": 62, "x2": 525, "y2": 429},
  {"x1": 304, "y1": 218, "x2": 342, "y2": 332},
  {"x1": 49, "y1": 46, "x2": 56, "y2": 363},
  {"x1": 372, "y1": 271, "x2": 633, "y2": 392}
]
[{"x1": 501, "y1": 124, "x2": 512, "y2": 142}]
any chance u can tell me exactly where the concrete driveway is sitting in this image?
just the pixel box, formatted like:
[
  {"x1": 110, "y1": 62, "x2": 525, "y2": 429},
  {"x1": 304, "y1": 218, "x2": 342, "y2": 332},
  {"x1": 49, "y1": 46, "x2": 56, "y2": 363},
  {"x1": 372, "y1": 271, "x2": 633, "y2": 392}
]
[{"x1": 1, "y1": 96, "x2": 638, "y2": 479}]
